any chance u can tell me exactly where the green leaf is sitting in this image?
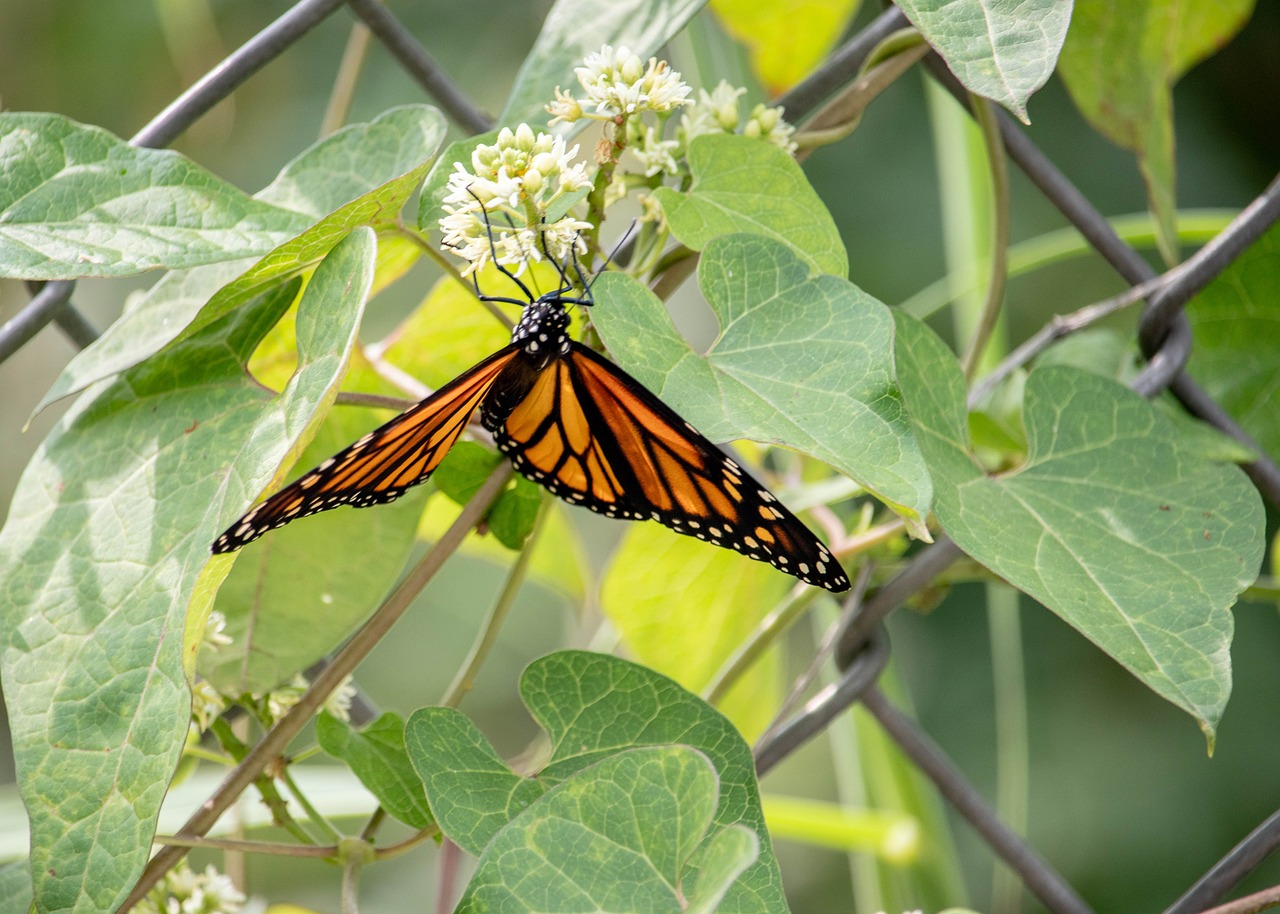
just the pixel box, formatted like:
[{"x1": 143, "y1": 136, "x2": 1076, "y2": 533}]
[
  {"x1": 0, "y1": 112, "x2": 309, "y2": 280},
  {"x1": 592, "y1": 234, "x2": 931, "y2": 533},
  {"x1": 255, "y1": 105, "x2": 445, "y2": 219},
  {"x1": 40, "y1": 105, "x2": 446, "y2": 410},
  {"x1": 433, "y1": 442, "x2": 546, "y2": 551},
  {"x1": 654, "y1": 134, "x2": 846, "y2": 276},
  {"x1": 405, "y1": 707, "x2": 545, "y2": 852},
  {"x1": 315, "y1": 712, "x2": 434, "y2": 829},
  {"x1": 434, "y1": 441, "x2": 506, "y2": 504},
  {"x1": 601, "y1": 523, "x2": 787, "y2": 740},
  {"x1": 894, "y1": 312, "x2": 1264, "y2": 739},
  {"x1": 406, "y1": 651, "x2": 788, "y2": 914},
  {"x1": 1187, "y1": 220, "x2": 1280, "y2": 461},
  {"x1": 684, "y1": 825, "x2": 761, "y2": 914},
  {"x1": 486, "y1": 477, "x2": 544, "y2": 549},
  {"x1": 0, "y1": 229, "x2": 375, "y2": 914},
  {"x1": 896, "y1": 0, "x2": 1071, "y2": 122},
  {"x1": 1058, "y1": 0, "x2": 1253, "y2": 263},
  {"x1": 456, "y1": 747, "x2": 758, "y2": 914},
  {"x1": 500, "y1": 0, "x2": 707, "y2": 128}
]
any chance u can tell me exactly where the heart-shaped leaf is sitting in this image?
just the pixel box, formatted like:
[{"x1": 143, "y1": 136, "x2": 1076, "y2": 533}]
[
  {"x1": 897, "y1": 0, "x2": 1072, "y2": 123},
  {"x1": 654, "y1": 134, "x2": 846, "y2": 276},
  {"x1": 455, "y1": 747, "x2": 759, "y2": 914},
  {"x1": 316, "y1": 712, "x2": 434, "y2": 830},
  {"x1": 405, "y1": 651, "x2": 787, "y2": 914},
  {"x1": 894, "y1": 311, "x2": 1264, "y2": 741}
]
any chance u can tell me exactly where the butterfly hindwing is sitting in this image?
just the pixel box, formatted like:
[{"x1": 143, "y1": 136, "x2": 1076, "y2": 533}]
[
  {"x1": 212, "y1": 345, "x2": 520, "y2": 553},
  {"x1": 492, "y1": 342, "x2": 851, "y2": 593}
]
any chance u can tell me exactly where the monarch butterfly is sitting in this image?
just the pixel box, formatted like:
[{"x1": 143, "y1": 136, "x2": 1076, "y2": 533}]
[{"x1": 211, "y1": 223, "x2": 850, "y2": 593}]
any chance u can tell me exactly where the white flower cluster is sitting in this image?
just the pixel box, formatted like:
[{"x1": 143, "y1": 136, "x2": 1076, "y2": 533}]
[
  {"x1": 548, "y1": 45, "x2": 692, "y2": 122},
  {"x1": 440, "y1": 124, "x2": 591, "y2": 276},
  {"x1": 137, "y1": 863, "x2": 244, "y2": 914},
  {"x1": 681, "y1": 80, "x2": 797, "y2": 154}
]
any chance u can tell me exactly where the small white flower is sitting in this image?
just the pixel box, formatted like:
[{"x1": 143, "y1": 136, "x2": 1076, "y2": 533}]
[
  {"x1": 744, "y1": 102, "x2": 798, "y2": 153},
  {"x1": 546, "y1": 86, "x2": 584, "y2": 124},
  {"x1": 705, "y1": 81, "x2": 747, "y2": 130},
  {"x1": 629, "y1": 123, "x2": 680, "y2": 177},
  {"x1": 265, "y1": 674, "x2": 308, "y2": 724},
  {"x1": 574, "y1": 45, "x2": 691, "y2": 118},
  {"x1": 140, "y1": 863, "x2": 245, "y2": 914},
  {"x1": 201, "y1": 611, "x2": 233, "y2": 653},
  {"x1": 323, "y1": 674, "x2": 358, "y2": 723},
  {"x1": 189, "y1": 679, "x2": 226, "y2": 734},
  {"x1": 680, "y1": 81, "x2": 746, "y2": 147}
]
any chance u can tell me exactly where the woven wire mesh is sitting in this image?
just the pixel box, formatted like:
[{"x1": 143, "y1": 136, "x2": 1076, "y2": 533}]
[{"x1": 2, "y1": 2, "x2": 1278, "y2": 912}]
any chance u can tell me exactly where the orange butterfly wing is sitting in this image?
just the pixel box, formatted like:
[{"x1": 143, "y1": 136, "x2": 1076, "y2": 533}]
[
  {"x1": 492, "y1": 343, "x2": 850, "y2": 593},
  {"x1": 212, "y1": 345, "x2": 519, "y2": 553}
]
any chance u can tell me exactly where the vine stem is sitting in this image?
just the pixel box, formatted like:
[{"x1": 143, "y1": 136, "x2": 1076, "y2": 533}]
[
  {"x1": 703, "y1": 586, "x2": 822, "y2": 705},
  {"x1": 960, "y1": 95, "x2": 1011, "y2": 383},
  {"x1": 319, "y1": 22, "x2": 371, "y2": 137},
  {"x1": 1196, "y1": 884, "x2": 1280, "y2": 914},
  {"x1": 152, "y1": 835, "x2": 335, "y2": 857},
  {"x1": 118, "y1": 465, "x2": 512, "y2": 912},
  {"x1": 441, "y1": 495, "x2": 549, "y2": 707}
]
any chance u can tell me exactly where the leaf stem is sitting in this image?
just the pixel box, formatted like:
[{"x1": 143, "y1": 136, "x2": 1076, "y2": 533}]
[
  {"x1": 152, "y1": 835, "x2": 336, "y2": 857},
  {"x1": 281, "y1": 768, "x2": 344, "y2": 844},
  {"x1": 319, "y1": 22, "x2": 371, "y2": 138},
  {"x1": 960, "y1": 95, "x2": 1011, "y2": 383},
  {"x1": 703, "y1": 585, "x2": 822, "y2": 706},
  {"x1": 441, "y1": 495, "x2": 550, "y2": 707},
  {"x1": 374, "y1": 823, "x2": 442, "y2": 861}
]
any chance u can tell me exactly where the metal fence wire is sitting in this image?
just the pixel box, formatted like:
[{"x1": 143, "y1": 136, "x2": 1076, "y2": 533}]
[{"x1": 4, "y1": 2, "x2": 1280, "y2": 913}]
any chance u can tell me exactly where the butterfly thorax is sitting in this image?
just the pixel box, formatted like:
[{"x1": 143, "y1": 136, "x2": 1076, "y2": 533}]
[{"x1": 510, "y1": 296, "x2": 572, "y2": 364}]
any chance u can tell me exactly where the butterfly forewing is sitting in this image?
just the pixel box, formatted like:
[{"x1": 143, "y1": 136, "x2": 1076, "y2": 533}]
[{"x1": 211, "y1": 345, "x2": 520, "y2": 553}]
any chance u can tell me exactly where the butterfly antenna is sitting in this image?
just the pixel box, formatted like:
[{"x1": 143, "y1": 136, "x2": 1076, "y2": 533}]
[
  {"x1": 571, "y1": 220, "x2": 635, "y2": 305},
  {"x1": 466, "y1": 186, "x2": 537, "y2": 304},
  {"x1": 600, "y1": 220, "x2": 638, "y2": 278}
]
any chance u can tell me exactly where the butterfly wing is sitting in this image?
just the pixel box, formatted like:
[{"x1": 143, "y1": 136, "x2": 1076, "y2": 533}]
[
  {"x1": 492, "y1": 343, "x2": 850, "y2": 592},
  {"x1": 212, "y1": 345, "x2": 520, "y2": 553}
]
